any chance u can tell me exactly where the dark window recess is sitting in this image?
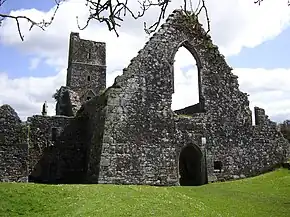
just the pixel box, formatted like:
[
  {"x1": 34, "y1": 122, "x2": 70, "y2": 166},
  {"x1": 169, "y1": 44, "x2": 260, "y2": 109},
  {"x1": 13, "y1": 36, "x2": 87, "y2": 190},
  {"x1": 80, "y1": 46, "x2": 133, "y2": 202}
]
[
  {"x1": 214, "y1": 161, "x2": 223, "y2": 172},
  {"x1": 87, "y1": 75, "x2": 91, "y2": 81},
  {"x1": 87, "y1": 52, "x2": 91, "y2": 59},
  {"x1": 87, "y1": 97, "x2": 91, "y2": 100},
  {"x1": 0, "y1": 132, "x2": 4, "y2": 143},
  {"x1": 51, "y1": 127, "x2": 57, "y2": 142}
]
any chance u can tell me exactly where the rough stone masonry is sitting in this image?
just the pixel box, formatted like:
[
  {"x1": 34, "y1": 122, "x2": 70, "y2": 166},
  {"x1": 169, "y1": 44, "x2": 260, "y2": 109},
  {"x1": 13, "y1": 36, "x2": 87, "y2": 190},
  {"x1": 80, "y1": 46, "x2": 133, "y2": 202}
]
[{"x1": 0, "y1": 9, "x2": 289, "y2": 185}]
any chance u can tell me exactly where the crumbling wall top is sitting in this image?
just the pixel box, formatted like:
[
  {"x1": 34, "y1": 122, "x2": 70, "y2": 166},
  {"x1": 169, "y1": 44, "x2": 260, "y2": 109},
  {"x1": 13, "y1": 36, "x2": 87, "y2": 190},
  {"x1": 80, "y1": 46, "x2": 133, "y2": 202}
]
[{"x1": 0, "y1": 104, "x2": 21, "y2": 123}]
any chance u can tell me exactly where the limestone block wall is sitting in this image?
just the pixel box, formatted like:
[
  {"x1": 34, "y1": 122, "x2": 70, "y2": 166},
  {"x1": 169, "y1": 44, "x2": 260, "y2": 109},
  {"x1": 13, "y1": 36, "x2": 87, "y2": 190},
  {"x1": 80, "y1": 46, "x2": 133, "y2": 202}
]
[
  {"x1": 55, "y1": 86, "x2": 81, "y2": 116},
  {"x1": 211, "y1": 107, "x2": 289, "y2": 181},
  {"x1": 81, "y1": 92, "x2": 108, "y2": 183},
  {"x1": 252, "y1": 108, "x2": 289, "y2": 169},
  {"x1": 97, "y1": 87, "x2": 208, "y2": 186},
  {"x1": 27, "y1": 115, "x2": 72, "y2": 174},
  {"x1": 0, "y1": 144, "x2": 28, "y2": 182},
  {"x1": 67, "y1": 32, "x2": 106, "y2": 66},
  {"x1": 28, "y1": 113, "x2": 91, "y2": 183},
  {"x1": 49, "y1": 103, "x2": 101, "y2": 183},
  {"x1": 68, "y1": 64, "x2": 106, "y2": 98},
  {"x1": 0, "y1": 105, "x2": 28, "y2": 182}
]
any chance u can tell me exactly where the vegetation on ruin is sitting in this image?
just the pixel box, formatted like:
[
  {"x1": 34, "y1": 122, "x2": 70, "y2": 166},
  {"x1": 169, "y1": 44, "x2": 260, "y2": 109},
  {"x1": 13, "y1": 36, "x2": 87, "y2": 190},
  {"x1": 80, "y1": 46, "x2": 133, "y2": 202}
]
[
  {"x1": 279, "y1": 120, "x2": 290, "y2": 142},
  {"x1": 177, "y1": 114, "x2": 193, "y2": 118},
  {"x1": 0, "y1": 168, "x2": 289, "y2": 217}
]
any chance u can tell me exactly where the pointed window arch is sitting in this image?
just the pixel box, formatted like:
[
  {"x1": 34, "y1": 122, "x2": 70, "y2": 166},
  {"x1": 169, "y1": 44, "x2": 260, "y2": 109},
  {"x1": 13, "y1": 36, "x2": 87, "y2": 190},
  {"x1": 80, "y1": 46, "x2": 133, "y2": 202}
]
[{"x1": 172, "y1": 43, "x2": 205, "y2": 115}]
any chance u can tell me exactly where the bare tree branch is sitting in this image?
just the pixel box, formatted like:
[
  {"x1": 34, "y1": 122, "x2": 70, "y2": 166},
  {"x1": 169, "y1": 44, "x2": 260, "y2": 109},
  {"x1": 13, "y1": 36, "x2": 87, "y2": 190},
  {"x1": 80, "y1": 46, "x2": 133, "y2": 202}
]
[
  {"x1": 196, "y1": 0, "x2": 210, "y2": 34},
  {"x1": 3, "y1": 0, "x2": 287, "y2": 41},
  {"x1": 0, "y1": 0, "x2": 8, "y2": 7},
  {"x1": 77, "y1": 0, "x2": 211, "y2": 37},
  {"x1": 0, "y1": 0, "x2": 64, "y2": 41},
  {"x1": 254, "y1": 0, "x2": 290, "y2": 6},
  {"x1": 143, "y1": 0, "x2": 171, "y2": 35}
]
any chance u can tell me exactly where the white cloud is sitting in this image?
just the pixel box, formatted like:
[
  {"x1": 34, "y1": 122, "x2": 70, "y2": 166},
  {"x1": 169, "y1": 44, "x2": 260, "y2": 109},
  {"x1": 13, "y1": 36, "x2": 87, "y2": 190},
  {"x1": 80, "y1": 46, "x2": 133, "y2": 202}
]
[
  {"x1": 0, "y1": 70, "x2": 66, "y2": 120},
  {"x1": 1, "y1": 0, "x2": 290, "y2": 70},
  {"x1": 29, "y1": 57, "x2": 41, "y2": 70},
  {"x1": 172, "y1": 47, "x2": 199, "y2": 110},
  {"x1": 233, "y1": 68, "x2": 290, "y2": 121},
  {"x1": 172, "y1": 49, "x2": 290, "y2": 122},
  {"x1": 1, "y1": 0, "x2": 290, "y2": 122}
]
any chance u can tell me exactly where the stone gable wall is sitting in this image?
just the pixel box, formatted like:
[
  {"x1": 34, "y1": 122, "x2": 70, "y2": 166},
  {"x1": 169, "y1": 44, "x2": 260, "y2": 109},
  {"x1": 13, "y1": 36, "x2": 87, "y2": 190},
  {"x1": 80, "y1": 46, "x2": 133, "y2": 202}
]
[
  {"x1": 98, "y1": 11, "x2": 214, "y2": 185},
  {"x1": 97, "y1": 10, "x2": 289, "y2": 185}
]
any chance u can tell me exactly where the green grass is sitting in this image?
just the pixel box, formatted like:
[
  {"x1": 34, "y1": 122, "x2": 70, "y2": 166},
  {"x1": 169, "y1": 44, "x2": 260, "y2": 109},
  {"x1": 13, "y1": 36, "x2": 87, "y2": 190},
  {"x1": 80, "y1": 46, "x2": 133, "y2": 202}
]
[{"x1": 1, "y1": 169, "x2": 290, "y2": 217}]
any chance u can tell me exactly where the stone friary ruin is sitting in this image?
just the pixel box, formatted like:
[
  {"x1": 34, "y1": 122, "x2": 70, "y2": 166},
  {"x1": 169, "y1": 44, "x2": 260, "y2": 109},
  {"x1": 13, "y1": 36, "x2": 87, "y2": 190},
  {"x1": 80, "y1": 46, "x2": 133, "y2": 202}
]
[{"x1": 1, "y1": 10, "x2": 289, "y2": 185}]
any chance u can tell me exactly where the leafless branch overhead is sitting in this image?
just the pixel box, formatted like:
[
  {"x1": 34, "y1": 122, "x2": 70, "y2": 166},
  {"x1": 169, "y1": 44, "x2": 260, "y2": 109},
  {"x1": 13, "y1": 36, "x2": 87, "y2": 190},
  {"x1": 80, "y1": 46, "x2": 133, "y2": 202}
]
[
  {"x1": 0, "y1": 0, "x2": 64, "y2": 41},
  {"x1": 1, "y1": 0, "x2": 288, "y2": 41}
]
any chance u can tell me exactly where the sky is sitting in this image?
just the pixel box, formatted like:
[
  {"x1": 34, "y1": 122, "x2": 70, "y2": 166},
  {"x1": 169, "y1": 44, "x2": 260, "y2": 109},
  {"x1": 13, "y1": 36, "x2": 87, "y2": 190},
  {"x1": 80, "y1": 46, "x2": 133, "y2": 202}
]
[{"x1": 0, "y1": 0, "x2": 290, "y2": 123}]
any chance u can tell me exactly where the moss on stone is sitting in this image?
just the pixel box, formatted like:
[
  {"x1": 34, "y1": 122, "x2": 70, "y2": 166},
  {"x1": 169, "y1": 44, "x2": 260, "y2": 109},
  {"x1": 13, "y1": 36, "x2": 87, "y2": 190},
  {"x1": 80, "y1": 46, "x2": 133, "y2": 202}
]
[{"x1": 177, "y1": 114, "x2": 193, "y2": 118}]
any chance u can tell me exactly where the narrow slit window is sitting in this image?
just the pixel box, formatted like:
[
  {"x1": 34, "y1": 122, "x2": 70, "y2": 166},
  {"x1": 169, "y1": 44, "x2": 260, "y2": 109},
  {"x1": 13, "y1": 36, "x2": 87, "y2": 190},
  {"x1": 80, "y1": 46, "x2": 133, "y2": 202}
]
[
  {"x1": 87, "y1": 75, "x2": 91, "y2": 81},
  {"x1": 87, "y1": 52, "x2": 91, "y2": 59},
  {"x1": 0, "y1": 132, "x2": 4, "y2": 143}
]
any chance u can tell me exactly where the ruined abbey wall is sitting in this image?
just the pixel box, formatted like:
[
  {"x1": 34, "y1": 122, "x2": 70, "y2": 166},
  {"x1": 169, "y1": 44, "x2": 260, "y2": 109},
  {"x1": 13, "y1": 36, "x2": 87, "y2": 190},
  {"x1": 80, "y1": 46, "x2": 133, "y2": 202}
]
[
  {"x1": 97, "y1": 10, "x2": 289, "y2": 185},
  {"x1": 97, "y1": 11, "x2": 216, "y2": 185},
  {"x1": 27, "y1": 115, "x2": 72, "y2": 178},
  {"x1": 28, "y1": 112, "x2": 96, "y2": 183},
  {"x1": 0, "y1": 10, "x2": 289, "y2": 185}
]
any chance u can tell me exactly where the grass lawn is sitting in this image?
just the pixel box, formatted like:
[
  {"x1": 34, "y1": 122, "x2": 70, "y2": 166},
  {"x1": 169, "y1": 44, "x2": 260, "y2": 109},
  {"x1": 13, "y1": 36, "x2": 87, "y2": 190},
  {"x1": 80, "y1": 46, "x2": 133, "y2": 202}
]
[{"x1": 0, "y1": 169, "x2": 289, "y2": 217}]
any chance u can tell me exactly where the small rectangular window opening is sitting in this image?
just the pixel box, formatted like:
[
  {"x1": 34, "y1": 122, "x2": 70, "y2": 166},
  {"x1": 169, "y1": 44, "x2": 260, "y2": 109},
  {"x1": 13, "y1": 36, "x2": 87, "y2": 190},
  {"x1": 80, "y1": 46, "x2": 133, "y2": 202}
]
[
  {"x1": 0, "y1": 132, "x2": 4, "y2": 143},
  {"x1": 87, "y1": 75, "x2": 91, "y2": 81},
  {"x1": 214, "y1": 161, "x2": 223, "y2": 173},
  {"x1": 87, "y1": 97, "x2": 91, "y2": 101}
]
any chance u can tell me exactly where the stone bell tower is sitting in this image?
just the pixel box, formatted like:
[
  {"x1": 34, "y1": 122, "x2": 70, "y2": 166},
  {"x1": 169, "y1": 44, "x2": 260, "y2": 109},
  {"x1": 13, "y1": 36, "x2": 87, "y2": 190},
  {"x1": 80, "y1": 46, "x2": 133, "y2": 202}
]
[{"x1": 66, "y1": 32, "x2": 106, "y2": 103}]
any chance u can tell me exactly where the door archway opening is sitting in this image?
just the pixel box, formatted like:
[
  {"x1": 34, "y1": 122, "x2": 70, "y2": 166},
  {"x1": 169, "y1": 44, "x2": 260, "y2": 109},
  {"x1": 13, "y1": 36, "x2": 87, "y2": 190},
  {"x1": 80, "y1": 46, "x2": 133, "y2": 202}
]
[{"x1": 179, "y1": 143, "x2": 206, "y2": 186}]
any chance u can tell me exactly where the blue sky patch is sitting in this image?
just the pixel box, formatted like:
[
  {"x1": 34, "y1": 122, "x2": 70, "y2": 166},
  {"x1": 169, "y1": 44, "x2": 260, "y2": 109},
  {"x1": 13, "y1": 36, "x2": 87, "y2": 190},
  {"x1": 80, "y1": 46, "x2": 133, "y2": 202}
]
[{"x1": 228, "y1": 27, "x2": 290, "y2": 69}]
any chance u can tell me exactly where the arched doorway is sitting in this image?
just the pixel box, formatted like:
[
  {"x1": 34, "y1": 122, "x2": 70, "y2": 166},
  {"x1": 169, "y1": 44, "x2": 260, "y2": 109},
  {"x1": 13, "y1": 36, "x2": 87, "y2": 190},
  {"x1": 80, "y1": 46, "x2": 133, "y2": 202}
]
[{"x1": 179, "y1": 143, "x2": 205, "y2": 186}]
